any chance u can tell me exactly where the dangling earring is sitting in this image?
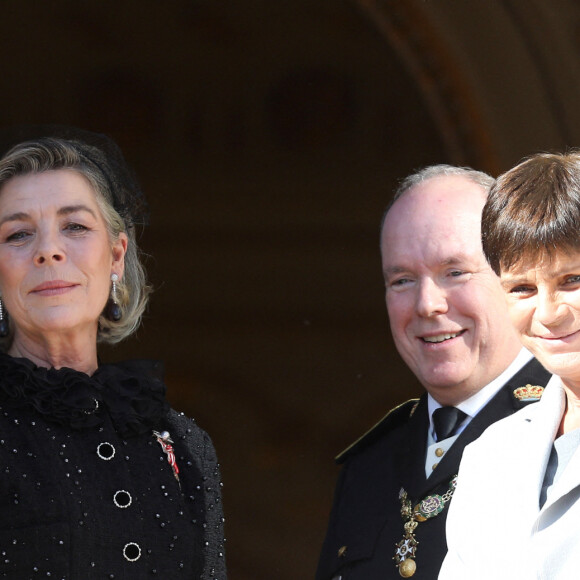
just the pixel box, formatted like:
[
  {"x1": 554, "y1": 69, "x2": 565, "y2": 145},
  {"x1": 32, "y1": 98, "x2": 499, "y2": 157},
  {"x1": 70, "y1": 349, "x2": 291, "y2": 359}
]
[
  {"x1": 0, "y1": 297, "x2": 8, "y2": 337},
  {"x1": 105, "y1": 273, "x2": 122, "y2": 322}
]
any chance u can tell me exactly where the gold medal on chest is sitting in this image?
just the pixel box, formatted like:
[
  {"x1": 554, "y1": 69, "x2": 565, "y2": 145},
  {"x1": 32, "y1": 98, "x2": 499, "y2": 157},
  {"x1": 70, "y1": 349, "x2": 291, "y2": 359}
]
[{"x1": 393, "y1": 476, "x2": 457, "y2": 577}]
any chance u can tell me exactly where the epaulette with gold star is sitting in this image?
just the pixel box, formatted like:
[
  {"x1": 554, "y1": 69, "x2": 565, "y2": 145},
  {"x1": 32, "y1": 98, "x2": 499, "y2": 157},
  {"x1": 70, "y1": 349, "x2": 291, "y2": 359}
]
[{"x1": 335, "y1": 398, "x2": 419, "y2": 464}]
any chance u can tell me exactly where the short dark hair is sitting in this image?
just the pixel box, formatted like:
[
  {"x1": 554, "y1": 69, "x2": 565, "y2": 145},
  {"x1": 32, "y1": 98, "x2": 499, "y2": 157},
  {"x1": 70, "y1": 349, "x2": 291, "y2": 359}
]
[{"x1": 482, "y1": 151, "x2": 580, "y2": 275}]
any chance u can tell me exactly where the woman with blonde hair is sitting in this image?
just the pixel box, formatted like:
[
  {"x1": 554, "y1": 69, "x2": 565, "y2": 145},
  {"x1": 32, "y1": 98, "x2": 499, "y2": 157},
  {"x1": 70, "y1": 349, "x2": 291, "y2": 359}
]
[{"x1": 0, "y1": 129, "x2": 226, "y2": 579}]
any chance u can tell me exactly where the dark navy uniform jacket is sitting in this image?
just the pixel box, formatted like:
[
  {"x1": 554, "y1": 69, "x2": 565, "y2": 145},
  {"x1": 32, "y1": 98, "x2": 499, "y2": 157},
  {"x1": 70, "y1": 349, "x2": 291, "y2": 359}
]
[{"x1": 316, "y1": 358, "x2": 551, "y2": 580}]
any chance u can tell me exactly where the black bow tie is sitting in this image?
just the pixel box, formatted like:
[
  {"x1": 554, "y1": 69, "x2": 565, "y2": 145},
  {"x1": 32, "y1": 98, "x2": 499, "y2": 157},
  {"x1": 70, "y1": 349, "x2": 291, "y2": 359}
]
[{"x1": 432, "y1": 406, "x2": 467, "y2": 441}]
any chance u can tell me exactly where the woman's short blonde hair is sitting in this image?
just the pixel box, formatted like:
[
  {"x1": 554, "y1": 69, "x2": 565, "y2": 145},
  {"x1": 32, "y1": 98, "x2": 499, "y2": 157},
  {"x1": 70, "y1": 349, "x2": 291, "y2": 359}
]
[{"x1": 0, "y1": 136, "x2": 151, "y2": 345}]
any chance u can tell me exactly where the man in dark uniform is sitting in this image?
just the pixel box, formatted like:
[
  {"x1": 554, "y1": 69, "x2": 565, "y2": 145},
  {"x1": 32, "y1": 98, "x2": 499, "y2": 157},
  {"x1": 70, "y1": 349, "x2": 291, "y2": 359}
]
[{"x1": 316, "y1": 166, "x2": 551, "y2": 580}]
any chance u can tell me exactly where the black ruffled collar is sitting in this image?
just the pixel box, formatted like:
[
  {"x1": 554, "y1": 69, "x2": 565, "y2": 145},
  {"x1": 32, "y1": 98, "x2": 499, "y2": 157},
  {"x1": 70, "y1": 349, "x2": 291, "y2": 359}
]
[{"x1": 0, "y1": 352, "x2": 170, "y2": 438}]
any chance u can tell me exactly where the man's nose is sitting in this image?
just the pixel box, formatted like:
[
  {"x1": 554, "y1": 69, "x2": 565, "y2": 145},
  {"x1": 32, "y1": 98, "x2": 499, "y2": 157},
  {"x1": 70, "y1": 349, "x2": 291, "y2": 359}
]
[{"x1": 416, "y1": 278, "x2": 448, "y2": 318}]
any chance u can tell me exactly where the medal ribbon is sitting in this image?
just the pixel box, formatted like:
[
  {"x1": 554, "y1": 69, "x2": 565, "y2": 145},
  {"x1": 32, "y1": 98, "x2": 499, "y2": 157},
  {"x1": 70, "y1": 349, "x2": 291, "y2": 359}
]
[{"x1": 153, "y1": 430, "x2": 180, "y2": 483}]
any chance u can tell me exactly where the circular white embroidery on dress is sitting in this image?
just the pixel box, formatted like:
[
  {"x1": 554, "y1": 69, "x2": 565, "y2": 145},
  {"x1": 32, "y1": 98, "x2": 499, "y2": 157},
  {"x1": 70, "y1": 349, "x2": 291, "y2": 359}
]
[
  {"x1": 96, "y1": 442, "x2": 115, "y2": 461},
  {"x1": 123, "y1": 542, "x2": 141, "y2": 562},
  {"x1": 113, "y1": 490, "x2": 132, "y2": 509}
]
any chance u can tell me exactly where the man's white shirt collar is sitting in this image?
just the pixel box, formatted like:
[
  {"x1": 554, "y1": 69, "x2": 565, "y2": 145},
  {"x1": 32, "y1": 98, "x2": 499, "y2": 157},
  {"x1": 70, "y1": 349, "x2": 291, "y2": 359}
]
[{"x1": 427, "y1": 347, "x2": 534, "y2": 441}]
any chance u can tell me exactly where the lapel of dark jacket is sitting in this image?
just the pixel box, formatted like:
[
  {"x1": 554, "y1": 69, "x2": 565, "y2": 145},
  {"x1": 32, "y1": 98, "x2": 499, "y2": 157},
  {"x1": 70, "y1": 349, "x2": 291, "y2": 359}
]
[
  {"x1": 413, "y1": 358, "x2": 551, "y2": 498},
  {"x1": 397, "y1": 395, "x2": 430, "y2": 498}
]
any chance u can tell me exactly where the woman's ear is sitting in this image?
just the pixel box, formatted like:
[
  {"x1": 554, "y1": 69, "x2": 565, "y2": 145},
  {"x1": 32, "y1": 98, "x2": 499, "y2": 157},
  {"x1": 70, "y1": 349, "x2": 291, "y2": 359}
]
[{"x1": 112, "y1": 232, "x2": 128, "y2": 278}]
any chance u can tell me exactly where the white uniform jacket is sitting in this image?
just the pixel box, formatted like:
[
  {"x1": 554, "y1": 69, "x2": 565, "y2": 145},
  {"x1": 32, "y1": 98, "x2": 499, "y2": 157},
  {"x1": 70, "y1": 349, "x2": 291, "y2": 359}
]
[{"x1": 440, "y1": 375, "x2": 580, "y2": 580}]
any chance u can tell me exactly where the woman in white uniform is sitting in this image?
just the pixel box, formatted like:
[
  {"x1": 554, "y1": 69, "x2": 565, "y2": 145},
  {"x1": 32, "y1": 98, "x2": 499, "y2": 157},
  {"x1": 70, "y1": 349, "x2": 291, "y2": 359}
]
[{"x1": 440, "y1": 151, "x2": 580, "y2": 580}]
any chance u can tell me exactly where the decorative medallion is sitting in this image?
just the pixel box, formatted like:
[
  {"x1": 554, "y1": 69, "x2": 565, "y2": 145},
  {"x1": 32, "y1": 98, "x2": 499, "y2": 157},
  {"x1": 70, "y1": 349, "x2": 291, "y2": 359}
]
[
  {"x1": 394, "y1": 476, "x2": 457, "y2": 577},
  {"x1": 395, "y1": 535, "x2": 418, "y2": 561},
  {"x1": 415, "y1": 494, "x2": 445, "y2": 520}
]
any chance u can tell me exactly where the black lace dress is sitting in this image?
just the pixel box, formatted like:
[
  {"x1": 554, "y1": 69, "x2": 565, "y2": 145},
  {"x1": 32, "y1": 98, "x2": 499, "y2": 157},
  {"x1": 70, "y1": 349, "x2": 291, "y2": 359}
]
[{"x1": 0, "y1": 352, "x2": 226, "y2": 579}]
